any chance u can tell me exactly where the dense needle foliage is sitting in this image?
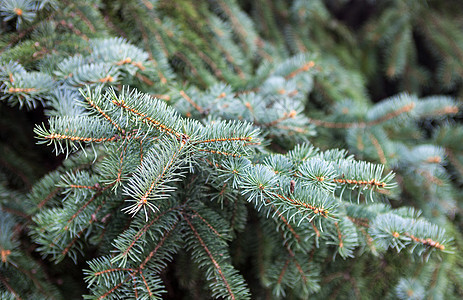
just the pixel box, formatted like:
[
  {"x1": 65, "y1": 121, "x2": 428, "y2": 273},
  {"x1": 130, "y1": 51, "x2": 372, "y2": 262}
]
[{"x1": 0, "y1": 0, "x2": 462, "y2": 299}]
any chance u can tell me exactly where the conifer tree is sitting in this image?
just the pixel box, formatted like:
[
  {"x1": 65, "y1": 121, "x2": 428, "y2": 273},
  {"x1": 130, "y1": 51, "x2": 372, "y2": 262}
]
[{"x1": 1, "y1": 0, "x2": 462, "y2": 299}]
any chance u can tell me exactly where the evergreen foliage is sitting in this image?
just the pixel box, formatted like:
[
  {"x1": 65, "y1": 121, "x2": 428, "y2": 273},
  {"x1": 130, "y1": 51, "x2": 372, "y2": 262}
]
[{"x1": 1, "y1": 0, "x2": 462, "y2": 299}]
